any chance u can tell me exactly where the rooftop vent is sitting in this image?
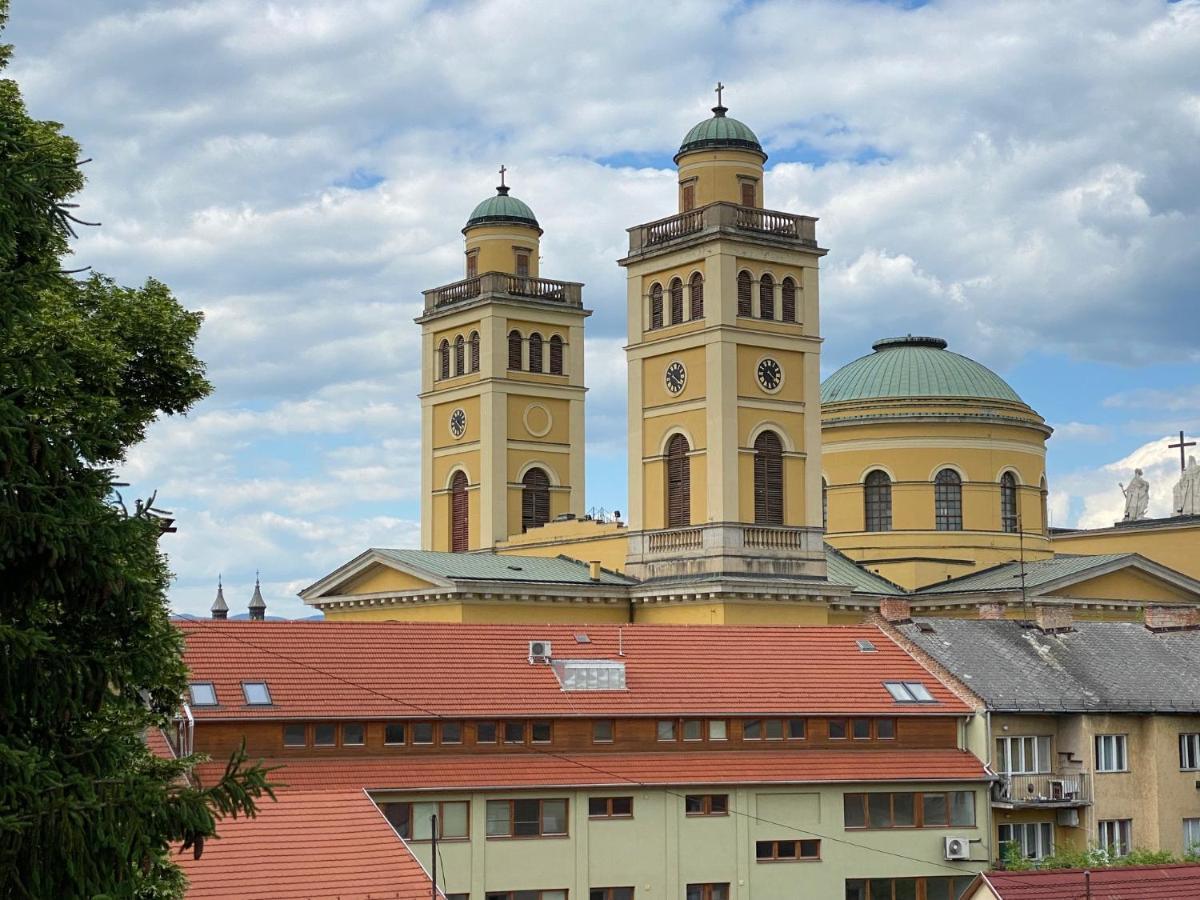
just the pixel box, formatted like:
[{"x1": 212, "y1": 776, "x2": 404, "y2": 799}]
[
  {"x1": 552, "y1": 659, "x2": 626, "y2": 691},
  {"x1": 528, "y1": 640, "x2": 552, "y2": 663},
  {"x1": 856, "y1": 639, "x2": 877, "y2": 653},
  {"x1": 916, "y1": 621, "x2": 937, "y2": 634}
]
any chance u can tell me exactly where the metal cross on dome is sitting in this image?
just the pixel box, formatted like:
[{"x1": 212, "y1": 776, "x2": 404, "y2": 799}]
[
  {"x1": 498, "y1": 164, "x2": 506, "y2": 188},
  {"x1": 1169, "y1": 430, "x2": 1196, "y2": 472},
  {"x1": 715, "y1": 81, "x2": 724, "y2": 106}
]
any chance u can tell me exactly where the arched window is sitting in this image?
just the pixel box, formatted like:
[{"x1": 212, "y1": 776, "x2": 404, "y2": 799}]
[
  {"x1": 781, "y1": 277, "x2": 797, "y2": 323},
  {"x1": 454, "y1": 335, "x2": 465, "y2": 376},
  {"x1": 737, "y1": 271, "x2": 753, "y2": 317},
  {"x1": 469, "y1": 331, "x2": 480, "y2": 373},
  {"x1": 549, "y1": 335, "x2": 563, "y2": 375},
  {"x1": 753, "y1": 430, "x2": 784, "y2": 526},
  {"x1": 759, "y1": 274, "x2": 775, "y2": 320},
  {"x1": 864, "y1": 470, "x2": 892, "y2": 532},
  {"x1": 450, "y1": 471, "x2": 469, "y2": 552},
  {"x1": 528, "y1": 332, "x2": 543, "y2": 373},
  {"x1": 1000, "y1": 472, "x2": 1019, "y2": 534},
  {"x1": 665, "y1": 434, "x2": 691, "y2": 528},
  {"x1": 507, "y1": 330, "x2": 522, "y2": 370},
  {"x1": 438, "y1": 339, "x2": 450, "y2": 380},
  {"x1": 1040, "y1": 476, "x2": 1049, "y2": 535},
  {"x1": 521, "y1": 467, "x2": 551, "y2": 532},
  {"x1": 822, "y1": 477, "x2": 829, "y2": 531},
  {"x1": 649, "y1": 283, "x2": 663, "y2": 330},
  {"x1": 934, "y1": 468, "x2": 963, "y2": 531},
  {"x1": 689, "y1": 273, "x2": 704, "y2": 319},
  {"x1": 669, "y1": 278, "x2": 684, "y2": 325}
]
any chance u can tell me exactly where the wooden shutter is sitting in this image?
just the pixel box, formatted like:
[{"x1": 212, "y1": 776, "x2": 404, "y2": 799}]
[
  {"x1": 521, "y1": 468, "x2": 551, "y2": 532},
  {"x1": 741, "y1": 181, "x2": 756, "y2": 207},
  {"x1": 528, "y1": 333, "x2": 543, "y2": 373},
  {"x1": 753, "y1": 431, "x2": 784, "y2": 525},
  {"x1": 682, "y1": 183, "x2": 695, "y2": 211},
  {"x1": 549, "y1": 335, "x2": 563, "y2": 375},
  {"x1": 689, "y1": 273, "x2": 704, "y2": 319},
  {"x1": 508, "y1": 331, "x2": 522, "y2": 370},
  {"x1": 781, "y1": 278, "x2": 796, "y2": 322},
  {"x1": 466, "y1": 252, "x2": 478, "y2": 278},
  {"x1": 470, "y1": 332, "x2": 480, "y2": 372},
  {"x1": 650, "y1": 284, "x2": 663, "y2": 329},
  {"x1": 669, "y1": 278, "x2": 683, "y2": 325},
  {"x1": 454, "y1": 335, "x2": 465, "y2": 375},
  {"x1": 439, "y1": 340, "x2": 450, "y2": 380},
  {"x1": 737, "y1": 272, "x2": 752, "y2": 317},
  {"x1": 516, "y1": 252, "x2": 529, "y2": 277},
  {"x1": 759, "y1": 274, "x2": 775, "y2": 320},
  {"x1": 666, "y1": 434, "x2": 691, "y2": 528},
  {"x1": 450, "y1": 472, "x2": 469, "y2": 552}
]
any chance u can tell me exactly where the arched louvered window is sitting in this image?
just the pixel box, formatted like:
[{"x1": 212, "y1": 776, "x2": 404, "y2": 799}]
[
  {"x1": 649, "y1": 283, "x2": 663, "y2": 330},
  {"x1": 737, "y1": 271, "x2": 753, "y2": 317},
  {"x1": 759, "y1": 274, "x2": 775, "y2": 320},
  {"x1": 521, "y1": 468, "x2": 551, "y2": 532},
  {"x1": 753, "y1": 431, "x2": 784, "y2": 526},
  {"x1": 469, "y1": 331, "x2": 480, "y2": 373},
  {"x1": 781, "y1": 277, "x2": 797, "y2": 323},
  {"x1": 935, "y1": 468, "x2": 963, "y2": 531},
  {"x1": 665, "y1": 434, "x2": 691, "y2": 528},
  {"x1": 454, "y1": 335, "x2": 465, "y2": 376},
  {"x1": 548, "y1": 334, "x2": 563, "y2": 375},
  {"x1": 528, "y1": 332, "x2": 543, "y2": 373},
  {"x1": 438, "y1": 339, "x2": 450, "y2": 380},
  {"x1": 1040, "y1": 476, "x2": 1049, "y2": 535},
  {"x1": 669, "y1": 278, "x2": 684, "y2": 325},
  {"x1": 822, "y1": 477, "x2": 829, "y2": 531},
  {"x1": 864, "y1": 470, "x2": 892, "y2": 532},
  {"x1": 450, "y1": 470, "x2": 469, "y2": 552},
  {"x1": 1000, "y1": 472, "x2": 1019, "y2": 533},
  {"x1": 507, "y1": 330, "x2": 522, "y2": 370},
  {"x1": 689, "y1": 273, "x2": 704, "y2": 319}
]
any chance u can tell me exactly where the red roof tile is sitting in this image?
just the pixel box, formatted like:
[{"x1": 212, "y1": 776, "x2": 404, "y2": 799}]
[
  {"x1": 972, "y1": 864, "x2": 1200, "y2": 898},
  {"x1": 144, "y1": 727, "x2": 176, "y2": 760},
  {"x1": 177, "y1": 788, "x2": 437, "y2": 899},
  {"x1": 193, "y1": 748, "x2": 988, "y2": 793},
  {"x1": 177, "y1": 621, "x2": 969, "y2": 719}
]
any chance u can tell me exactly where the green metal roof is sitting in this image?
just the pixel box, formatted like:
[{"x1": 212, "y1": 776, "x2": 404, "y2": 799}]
[
  {"x1": 824, "y1": 545, "x2": 906, "y2": 596},
  {"x1": 914, "y1": 554, "x2": 1135, "y2": 594},
  {"x1": 821, "y1": 336, "x2": 1024, "y2": 405},
  {"x1": 374, "y1": 549, "x2": 633, "y2": 586},
  {"x1": 465, "y1": 188, "x2": 539, "y2": 230},
  {"x1": 676, "y1": 106, "x2": 765, "y2": 160}
]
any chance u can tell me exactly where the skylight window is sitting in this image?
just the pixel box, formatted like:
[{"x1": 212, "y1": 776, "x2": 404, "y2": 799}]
[
  {"x1": 856, "y1": 639, "x2": 877, "y2": 652},
  {"x1": 242, "y1": 681, "x2": 272, "y2": 705},
  {"x1": 552, "y1": 659, "x2": 626, "y2": 691},
  {"x1": 188, "y1": 682, "x2": 217, "y2": 706},
  {"x1": 883, "y1": 681, "x2": 936, "y2": 703}
]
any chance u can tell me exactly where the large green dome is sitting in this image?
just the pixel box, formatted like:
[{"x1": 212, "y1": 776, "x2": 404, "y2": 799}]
[
  {"x1": 465, "y1": 186, "x2": 539, "y2": 230},
  {"x1": 821, "y1": 336, "x2": 1024, "y2": 405},
  {"x1": 676, "y1": 105, "x2": 765, "y2": 162}
]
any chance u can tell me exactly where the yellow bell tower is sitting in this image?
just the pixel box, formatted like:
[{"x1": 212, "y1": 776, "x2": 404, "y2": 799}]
[
  {"x1": 418, "y1": 170, "x2": 589, "y2": 552},
  {"x1": 619, "y1": 89, "x2": 829, "y2": 586}
]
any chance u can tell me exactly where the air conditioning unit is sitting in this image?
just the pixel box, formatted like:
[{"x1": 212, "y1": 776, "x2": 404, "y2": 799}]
[
  {"x1": 528, "y1": 640, "x2": 552, "y2": 662},
  {"x1": 944, "y1": 836, "x2": 970, "y2": 861}
]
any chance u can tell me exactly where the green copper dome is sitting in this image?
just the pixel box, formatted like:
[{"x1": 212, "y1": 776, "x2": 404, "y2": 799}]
[
  {"x1": 465, "y1": 186, "x2": 540, "y2": 231},
  {"x1": 676, "y1": 105, "x2": 766, "y2": 162},
  {"x1": 821, "y1": 336, "x2": 1025, "y2": 405}
]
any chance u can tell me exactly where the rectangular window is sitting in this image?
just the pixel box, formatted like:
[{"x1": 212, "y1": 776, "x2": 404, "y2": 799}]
[
  {"x1": 282, "y1": 724, "x2": 306, "y2": 747},
  {"x1": 657, "y1": 720, "x2": 677, "y2": 741},
  {"x1": 477, "y1": 721, "x2": 497, "y2": 743},
  {"x1": 1181, "y1": 733, "x2": 1200, "y2": 770},
  {"x1": 1098, "y1": 818, "x2": 1132, "y2": 857},
  {"x1": 681, "y1": 182, "x2": 695, "y2": 212},
  {"x1": 882, "y1": 681, "x2": 935, "y2": 703},
  {"x1": 441, "y1": 721, "x2": 462, "y2": 744},
  {"x1": 708, "y1": 720, "x2": 728, "y2": 741},
  {"x1": 1184, "y1": 818, "x2": 1200, "y2": 854},
  {"x1": 531, "y1": 721, "x2": 552, "y2": 744},
  {"x1": 342, "y1": 723, "x2": 365, "y2": 746},
  {"x1": 852, "y1": 718, "x2": 872, "y2": 740},
  {"x1": 785, "y1": 718, "x2": 806, "y2": 739},
  {"x1": 1096, "y1": 734, "x2": 1128, "y2": 772},
  {"x1": 241, "y1": 681, "x2": 271, "y2": 705},
  {"x1": 682, "y1": 719, "x2": 703, "y2": 741},
  {"x1": 743, "y1": 719, "x2": 761, "y2": 740},
  {"x1": 588, "y1": 796, "x2": 633, "y2": 818},
  {"x1": 313, "y1": 723, "x2": 336, "y2": 747},
  {"x1": 384, "y1": 722, "x2": 406, "y2": 745},
  {"x1": 996, "y1": 735, "x2": 1052, "y2": 774},
  {"x1": 847, "y1": 878, "x2": 974, "y2": 900},
  {"x1": 592, "y1": 720, "x2": 614, "y2": 743},
  {"x1": 505, "y1": 721, "x2": 527, "y2": 744},
  {"x1": 466, "y1": 251, "x2": 478, "y2": 279},
  {"x1": 188, "y1": 682, "x2": 217, "y2": 706},
  {"x1": 486, "y1": 799, "x2": 568, "y2": 838},
  {"x1": 382, "y1": 800, "x2": 469, "y2": 841},
  {"x1": 740, "y1": 180, "x2": 756, "y2": 208},
  {"x1": 515, "y1": 251, "x2": 530, "y2": 278},
  {"x1": 591, "y1": 889, "x2": 634, "y2": 900},
  {"x1": 764, "y1": 718, "x2": 783, "y2": 740},
  {"x1": 999, "y1": 821, "x2": 1054, "y2": 861},
  {"x1": 755, "y1": 839, "x2": 820, "y2": 861},
  {"x1": 844, "y1": 791, "x2": 974, "y2": 829},
  {"x1": 686, "y1": 885, "x2": 729, "y2": 900},
  {"x1": 828, "y1": 719, "x2": 847, "y2": 739},
  {"x1": 488, "y1": 893, "x2": 566, "y2": 900},
  {"x1": 876, "y1": 719, "x2": 895, "y2": 740},
  {"x1": 685, "y1": 794, "x2": 728, "y2": 816},
  {"x1": 744, "y1": 718, "x2": 784, "y2": 740},
  {"x1": 412, "y1": 722, "x2": 435, "y2": 745}
]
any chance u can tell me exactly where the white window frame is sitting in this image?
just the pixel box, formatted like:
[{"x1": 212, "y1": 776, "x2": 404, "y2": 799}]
[
  {"x1": 998, "y1": 821, "x2": 1054, "y2": 860},
  {"x1": 1095, "y1": 734, "x2": 1128, "y2": 773},
  {"x1": 1098, "y1": 818, "x2": 1132, "y2": 857},
  {"x1": 996, "y1": 735, "x2": 1052, "y2": 775},
  {"x1": 1181, "y1": 733, "x2": 1200, "y2": 770},
  {"x1": 1184, "y1": 818, "x2": 1200, "y2": 854}
]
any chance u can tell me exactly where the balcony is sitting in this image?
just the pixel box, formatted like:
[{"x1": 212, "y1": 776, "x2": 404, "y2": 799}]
[
  {"x1": 626, "y1": 202, "x2": 819, "y2": 255},
  {"x1": 627, "y1": 522, "x2": 827, "y2": 583},
  {"x1": 421, "y1": 271, "x2": 583, "y2": 315},
  {"x1": 992, "y1": 772, "x2": 1092, "y2": 808}
]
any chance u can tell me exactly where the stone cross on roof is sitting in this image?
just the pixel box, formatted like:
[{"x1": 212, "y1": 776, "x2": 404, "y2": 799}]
[{"x1": 1170, "y1": 430, "x2": 1196, "y2": 472}]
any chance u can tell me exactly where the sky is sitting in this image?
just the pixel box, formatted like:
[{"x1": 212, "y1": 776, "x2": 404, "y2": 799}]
[{"x1": 7, "y1": 0, "x2": 1199, "y2": 619}]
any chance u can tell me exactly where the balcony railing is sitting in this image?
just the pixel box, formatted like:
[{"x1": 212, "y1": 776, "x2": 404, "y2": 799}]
[
  {"x1": 646, "y1": 527, "x2": 703, "y2": 554},
  {"x1": 627, "y1": 202, "x2": 818, "y2": 253},
  {"x1": 992, "y1": 772, "x2": 1092, "y2": 808},
  {"x1": 423, "y1": 272, "x2": 583, "y2": 312}
]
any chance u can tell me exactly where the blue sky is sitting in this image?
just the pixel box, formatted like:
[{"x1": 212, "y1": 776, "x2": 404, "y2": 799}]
[{"x1": 7, "y1": 0, "x2": 1199, "y2": 618}]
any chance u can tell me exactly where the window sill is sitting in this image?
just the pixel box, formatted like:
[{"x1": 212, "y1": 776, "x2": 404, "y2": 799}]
[{"x1": 485, "y1": 834, "x2": 570, "y2": 841}]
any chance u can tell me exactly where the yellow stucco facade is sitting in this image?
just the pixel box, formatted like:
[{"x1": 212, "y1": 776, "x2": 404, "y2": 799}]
[{"x1": 1050, "y1": 518, "x2": 1200, "y2": 583}]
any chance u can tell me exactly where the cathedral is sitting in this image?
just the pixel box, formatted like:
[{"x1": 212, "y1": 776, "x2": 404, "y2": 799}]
[{"x1": 294, "y1": 96, "x2": 1200, "y2": 625}]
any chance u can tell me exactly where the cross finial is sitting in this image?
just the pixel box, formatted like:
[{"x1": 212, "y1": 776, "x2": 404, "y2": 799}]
[
  {"x1": 715, "y1": 82, "x2": 724, "y2": 106},
  {"x1": 1169, "y1": 430, "x2": 1197, "y2": 472},
  {"x1": 499, "y1": 164, "x2": 507, "y2": 187}
]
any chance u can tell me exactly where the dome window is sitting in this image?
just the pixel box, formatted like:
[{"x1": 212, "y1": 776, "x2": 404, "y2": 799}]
[
  {"x1": 781, "y1": 277, "x2": 797, "y2": 323},
  {"x1": 737, "y1": 271, "x2": 753, "y2": 318},
  {"x1": 759, "y1": 274, "x2": 775, "y2": 321},
  {"x1": 666, "y1": 434, "x2": 691, "y2": 528},
  {"x1": 934, "y1": 469, "x2": 963, "y2": 531},
  {"x1": 649, "y1": 283, "x2": 664, "y2": 330},
  {"x1": 508, "y1": 330, "x2": 523, "y2": 370},
  {"x1": 670, "y1": 278, "x2": 684, "y2": 325},
  {"x1": 438, "y1": 339, "x2": 450, "y2": 381},
  {"x1": 864, "y1": 470, "x2": 892, "y2": 532},
  {"x1": 1001, "y1": 472, "x2": 1019, "y2": 533}
]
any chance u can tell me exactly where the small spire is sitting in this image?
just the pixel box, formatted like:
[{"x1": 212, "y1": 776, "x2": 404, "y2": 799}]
[
  {"x1": 211, "y1": 575, "x2": 228, "y2": 620},
  {"x1": 496, "y1": 164, "x2": 510, "y2": 196},
  {"x1": 248, "y1": 571, "x2": 266, "y2": 621},
  {"x1": 712, "y1": 81, "x2": 727, "y2": 117}
]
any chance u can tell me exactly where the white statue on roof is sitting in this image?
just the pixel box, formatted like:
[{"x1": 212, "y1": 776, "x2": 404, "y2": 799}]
[
  {"x1": 1120, "y1": 468, "x2": 1150, "y2": 521},
  {"x1": 1174, "y1": 456, "x2": 1200, "y2": 516}
]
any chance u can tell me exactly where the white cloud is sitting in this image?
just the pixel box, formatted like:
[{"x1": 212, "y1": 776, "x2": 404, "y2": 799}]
[{"x1": 1055, "y1": 436, "x2": 1192, "y2": 529}]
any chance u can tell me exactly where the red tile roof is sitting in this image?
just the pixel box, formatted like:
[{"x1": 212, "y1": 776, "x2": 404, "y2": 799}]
[
  {"x1": 177, "y1": 621, "x2": 969, "y2": 718},
  {"x1": 194, "y1": 748, "x2": 988, "y2": 793},
  {"x1": 177, "y1": 788, "x2": 437, "y2": 899},
  {"x1": 144, "y1": 727, "x2": 176, "y2": 760},
  {"x1": 971, "y1": 864, "x2": 1200, "y2": 899}
]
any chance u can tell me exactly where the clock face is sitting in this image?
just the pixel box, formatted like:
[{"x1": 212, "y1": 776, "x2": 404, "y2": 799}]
[
  {"x1": 757, "y1": 357, "x2": 783, "y2": 392},
  {"x1": 665, "y1": 361, "x2": 687, "y2": 395},
  {"x1": 449, "y1": 407, "x2": 467, "y2": 438}
]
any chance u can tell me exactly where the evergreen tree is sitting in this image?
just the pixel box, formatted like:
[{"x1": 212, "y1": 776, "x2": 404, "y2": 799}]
[{"x1": 0, "y1": 4, "x2": 273, "y2": 896}]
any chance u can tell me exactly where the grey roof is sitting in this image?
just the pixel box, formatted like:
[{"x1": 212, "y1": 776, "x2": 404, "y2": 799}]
[
  {"x1": 248, "y1": 577, "x2": 266, "y2": 610},
  {"x1": 914, "y1": 554, "x2": 1134, "y2": 594},
  {"x1": 897, "y1": 618, "x2": 1200, "y2": 712},
  {"x1": 211, "y1": 579, "x2": 228, "y2": 613},
  {"x1": 824, "y1": 545, "x2": 905, "y2": 596},
  {"x1": 373, "y1": 549, "x2": 635, "y2": 586}
]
